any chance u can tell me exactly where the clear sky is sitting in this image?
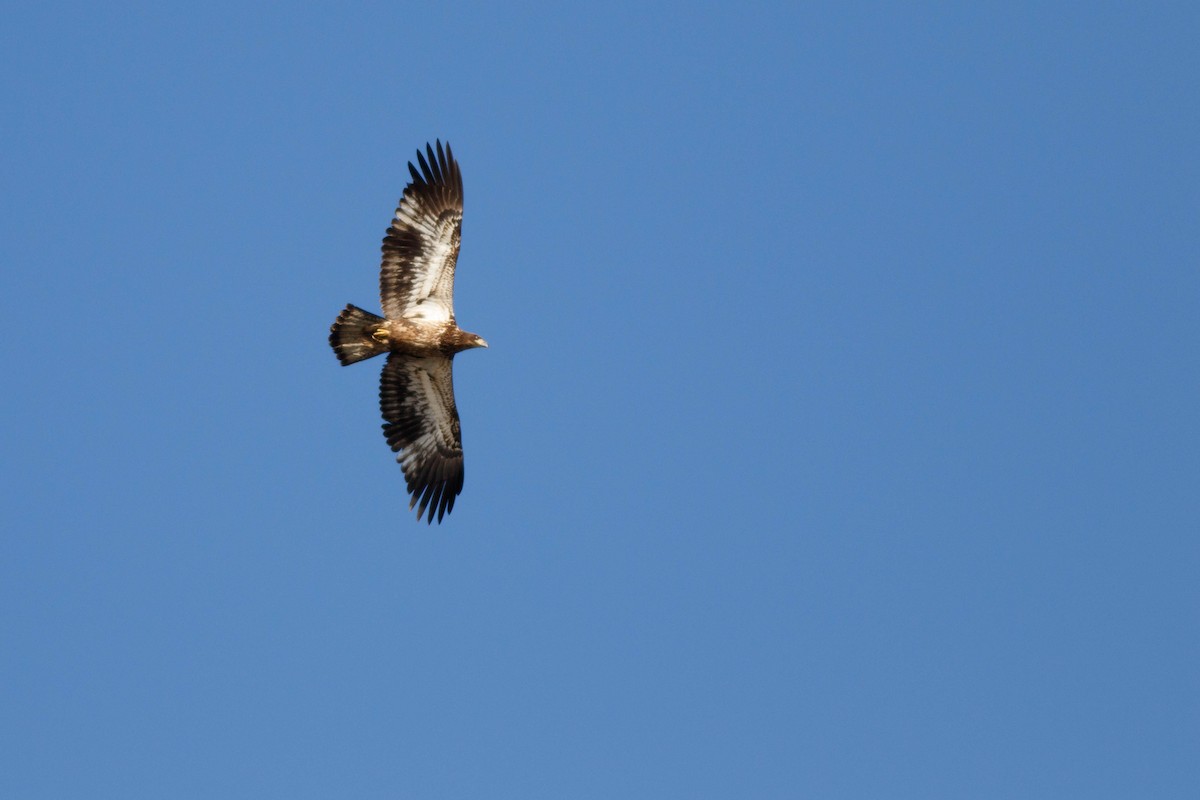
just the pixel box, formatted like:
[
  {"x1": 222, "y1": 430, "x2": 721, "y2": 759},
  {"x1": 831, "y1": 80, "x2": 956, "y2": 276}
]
[{"x1": 2, "y1": 2, "x2": 1197, "y2": 798}]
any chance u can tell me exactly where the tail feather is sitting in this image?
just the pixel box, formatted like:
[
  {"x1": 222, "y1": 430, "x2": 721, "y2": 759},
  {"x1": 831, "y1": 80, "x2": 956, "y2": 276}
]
[{"x1": 330, "y1": 304, "x2": 388, "y2": 365}]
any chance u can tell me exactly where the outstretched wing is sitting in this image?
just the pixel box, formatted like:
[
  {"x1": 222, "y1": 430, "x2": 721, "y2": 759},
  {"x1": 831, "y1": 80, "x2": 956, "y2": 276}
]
[
  {"x1": 380, "y1": 140, "x2": 463, "y2": 323},
  {"x1": 380, "y1": 352, "x2": 465, "y2": 524}
]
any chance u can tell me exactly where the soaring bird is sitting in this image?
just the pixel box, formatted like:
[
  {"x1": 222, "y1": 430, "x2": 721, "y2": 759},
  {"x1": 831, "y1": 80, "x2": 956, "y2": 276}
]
[{"x1": 329, "y1": 140, "x2": 487, "y2": 523}]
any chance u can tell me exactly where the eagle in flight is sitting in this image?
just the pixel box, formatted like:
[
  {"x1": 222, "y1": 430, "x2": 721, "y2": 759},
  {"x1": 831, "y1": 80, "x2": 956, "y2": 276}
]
[{"x1": 329, "y1": 140, "x2": 487, "y2": 523}]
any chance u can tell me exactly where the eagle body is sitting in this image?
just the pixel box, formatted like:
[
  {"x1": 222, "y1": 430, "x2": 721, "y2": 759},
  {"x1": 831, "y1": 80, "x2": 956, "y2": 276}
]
[
  {"x1": 376, "y1": 319, "x2": 485, "y2": 357},
  {"x1": 328, "y1": 141, "x2": 486, "y2": 524},
  {"x1": 332, "y1": 310, "x2": 484, "y2": 363}
]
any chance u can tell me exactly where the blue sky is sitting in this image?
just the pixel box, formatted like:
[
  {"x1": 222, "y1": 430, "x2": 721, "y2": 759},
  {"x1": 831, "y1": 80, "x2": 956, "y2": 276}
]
[{"x1": 2, "y1": 2, "x2": 1197, "y2": 797}]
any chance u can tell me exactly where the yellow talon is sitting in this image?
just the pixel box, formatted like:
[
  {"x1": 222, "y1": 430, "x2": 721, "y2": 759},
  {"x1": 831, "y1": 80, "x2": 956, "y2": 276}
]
[{"x1": 371, "y1": 327, "x2": 390, "y2": 343}]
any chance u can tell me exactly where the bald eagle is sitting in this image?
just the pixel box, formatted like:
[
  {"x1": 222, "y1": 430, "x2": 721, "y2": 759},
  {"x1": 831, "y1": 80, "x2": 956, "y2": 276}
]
[{"x1": 329, "y1": 140, "x2": 487, "y2": 524}]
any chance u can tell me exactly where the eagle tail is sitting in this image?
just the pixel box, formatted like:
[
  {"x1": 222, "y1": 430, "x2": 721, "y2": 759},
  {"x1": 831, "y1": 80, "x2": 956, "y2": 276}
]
[{"x1": 329, "y1": 305, "x2": 388, "y2": 365}]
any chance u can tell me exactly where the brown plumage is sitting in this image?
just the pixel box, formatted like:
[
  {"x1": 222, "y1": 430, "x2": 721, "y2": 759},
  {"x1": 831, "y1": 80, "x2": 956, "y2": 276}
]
[{"x1": 329, "y1": 141, "x2": 487, "y2": 523}]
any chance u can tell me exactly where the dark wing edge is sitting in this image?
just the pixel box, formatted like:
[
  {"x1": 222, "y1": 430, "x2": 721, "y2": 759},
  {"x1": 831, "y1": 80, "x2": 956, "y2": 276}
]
[
  {"x1": 380, "y1": 352, "x2": 465, "y2": 524},
  {"x1": 380, "y1": 140, "x2": 464, "y2": 321}
]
